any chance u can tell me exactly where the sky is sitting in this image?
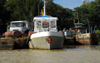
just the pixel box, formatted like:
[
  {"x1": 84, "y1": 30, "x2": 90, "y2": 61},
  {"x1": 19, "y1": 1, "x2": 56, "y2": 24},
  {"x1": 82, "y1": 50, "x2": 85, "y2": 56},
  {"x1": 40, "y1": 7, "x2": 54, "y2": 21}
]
[{"x1": 53, "y1": 0, "x2": 94, "y2": 10}]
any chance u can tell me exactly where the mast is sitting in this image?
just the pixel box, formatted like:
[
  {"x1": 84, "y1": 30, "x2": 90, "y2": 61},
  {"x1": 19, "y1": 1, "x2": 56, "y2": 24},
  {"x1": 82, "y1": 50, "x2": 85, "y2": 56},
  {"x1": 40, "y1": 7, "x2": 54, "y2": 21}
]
[
  {"x1": 44, "y1": 0, "x2": 46, "y2": 16},
  {"x1": 77, "y1": 12, "x2": 79, "y2": 23},
  {"x1": 82, "y1": 0, "x2": 85, "y2": 4},
  {"x1": 88, "y1": 0, "x2": 89, "y2": 3}
]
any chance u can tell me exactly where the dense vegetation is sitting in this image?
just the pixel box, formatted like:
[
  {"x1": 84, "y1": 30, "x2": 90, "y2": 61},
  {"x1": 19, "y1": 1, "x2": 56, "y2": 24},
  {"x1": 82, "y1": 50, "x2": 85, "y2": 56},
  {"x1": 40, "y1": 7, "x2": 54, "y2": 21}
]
[
  {"x1": 0, "y1": 0, "x2": 100, "y2": 30},
  {"x1": 74, "y1": 0, "x2": 100, "y2": 29}
]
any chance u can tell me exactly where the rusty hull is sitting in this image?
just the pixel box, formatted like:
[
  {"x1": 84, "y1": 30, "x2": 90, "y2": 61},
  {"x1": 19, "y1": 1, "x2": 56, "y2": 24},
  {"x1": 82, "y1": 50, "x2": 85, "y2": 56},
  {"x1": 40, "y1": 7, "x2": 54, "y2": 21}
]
[
  {"x1": 0, "y1": 37, "x2": 27, "y2": 49},
  {"x1": 76, "y1": 33, "x2": 98, "y2": 45},
  {"x1": 0, "y1": 37, "x2": 15, "y2": 49}
]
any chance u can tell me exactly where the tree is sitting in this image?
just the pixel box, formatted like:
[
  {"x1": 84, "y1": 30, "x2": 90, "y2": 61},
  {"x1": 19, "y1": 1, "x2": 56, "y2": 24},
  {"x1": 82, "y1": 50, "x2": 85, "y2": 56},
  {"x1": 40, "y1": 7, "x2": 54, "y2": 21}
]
[
  {"x1": 74, "y1": 1, "x2": 100, "y2": 28},
  {"x1": 4, "y1": 0, "x2": 74, "y2": 29},
  {"x1": 95, "y1": 0, "x2": 100, "y2": 5},
  {"x1": 46, "y1": 0, "x2": 73, "y2": 29},
  {"x1": 5, "y1": 0, "x2": 43, "y2": 22},
  {"x1": 0, "y1": 0, "x2": 10, "y2": 24}
]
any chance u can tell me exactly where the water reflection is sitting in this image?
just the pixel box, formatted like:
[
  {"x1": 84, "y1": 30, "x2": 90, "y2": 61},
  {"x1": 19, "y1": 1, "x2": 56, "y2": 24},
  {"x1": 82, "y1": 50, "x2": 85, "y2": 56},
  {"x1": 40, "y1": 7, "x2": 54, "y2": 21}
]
[
  {"x1": 63, "y1": 45, "x2": 100, "y2": 51},
  {"x1": 0, "y1": 45, "x2": 100, "y2": 63}
]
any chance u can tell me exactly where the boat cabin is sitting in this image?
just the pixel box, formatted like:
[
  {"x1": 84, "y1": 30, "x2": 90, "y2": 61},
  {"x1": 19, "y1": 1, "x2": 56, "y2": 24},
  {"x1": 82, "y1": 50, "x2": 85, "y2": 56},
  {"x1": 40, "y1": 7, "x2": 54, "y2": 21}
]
[
  {"x1": 74, "y1": 23, "x2": 83, "y2": 27},
  {"x1": 71, "y1": 23, "x2": 89, "y2": 33},
  {"x1": 33, "y1": 16, "x2": 58, "y2": 33}
]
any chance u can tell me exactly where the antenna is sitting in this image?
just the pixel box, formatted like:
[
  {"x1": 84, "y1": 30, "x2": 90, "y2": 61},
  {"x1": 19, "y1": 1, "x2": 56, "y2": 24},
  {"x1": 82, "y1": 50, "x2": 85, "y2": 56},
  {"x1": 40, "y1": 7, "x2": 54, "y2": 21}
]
[
  {"x1": 82, "y1": 0, "x2": 85, "y2": 4},
  {"x1": 44, "y1": 0, "x2": 46, "y2": 16},
  {"x1": 77, "y1": 12, "x2": 79, "y2": 23},
  {"x1": 88, "y1": 0, "x2": 89, "y2": 3}
]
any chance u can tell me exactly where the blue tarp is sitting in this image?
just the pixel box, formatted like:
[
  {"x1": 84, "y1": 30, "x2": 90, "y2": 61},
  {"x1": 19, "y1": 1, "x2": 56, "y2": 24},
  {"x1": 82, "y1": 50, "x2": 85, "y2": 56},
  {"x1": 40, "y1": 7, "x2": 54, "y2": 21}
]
[
  {"x1": 33, "y1": 15, "x2": 50, "y2": 20},
  {"x1": 42, "y1": 15, "x2": 50, "y2": 17}
]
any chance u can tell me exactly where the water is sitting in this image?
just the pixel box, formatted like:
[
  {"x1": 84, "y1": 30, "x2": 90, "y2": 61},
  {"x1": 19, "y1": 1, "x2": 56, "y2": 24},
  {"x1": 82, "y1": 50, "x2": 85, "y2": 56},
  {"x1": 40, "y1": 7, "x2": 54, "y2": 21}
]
[{"x1": 0, "y1": 45, "x2": 100, "y2": 63}]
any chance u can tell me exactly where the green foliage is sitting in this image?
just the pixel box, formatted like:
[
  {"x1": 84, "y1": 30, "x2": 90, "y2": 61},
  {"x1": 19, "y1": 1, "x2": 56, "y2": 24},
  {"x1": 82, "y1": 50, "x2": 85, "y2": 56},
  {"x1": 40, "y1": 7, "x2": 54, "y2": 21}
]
[
  {"x1": 0, "y1": 0, "x2": 10, "y2": 24},
  {"x1": 2, "y1": 0, "x2": 100, "y2": 31},
  {"x1": 5, "y1": 0, "x2": 42, "y2": 22},
  {"x1": 22, "y1": 36, "x2": 27, "y2": 39},
  {"x1": 0, "y1": 0, "x2": 74, "y2": 30},
  {"x1": 95, "y1": 0, "x2": 100, "y2": 5},
  {"x1": 46, "y1": 1, "x2": 73, "y2": 29},
  {"x1": 94, "y1": 29, "x2": 100, "y2": 43},
  {"x1": 73, "y1": 0, "x2": 100, "y2": 29}
]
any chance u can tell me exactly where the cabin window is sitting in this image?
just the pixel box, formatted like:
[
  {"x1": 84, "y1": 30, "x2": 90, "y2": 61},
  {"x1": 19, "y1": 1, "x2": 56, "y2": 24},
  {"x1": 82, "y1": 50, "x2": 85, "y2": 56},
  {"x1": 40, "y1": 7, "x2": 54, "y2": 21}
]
[
  {"x1": 37, "y1": 21, "x2": 42, "y2": 28},
  {"x1": 42, "y1": 21, "x2": 49, "y2": 28},
  {"x1": 43, "y1": 23, "x2": 49, "y2": 28},
  {"x1": 10, "y1": 22, "x2": 23, "y2": 27},
  {"x1": 50, "y1": 21, "x2": 56, "y2": 28}
]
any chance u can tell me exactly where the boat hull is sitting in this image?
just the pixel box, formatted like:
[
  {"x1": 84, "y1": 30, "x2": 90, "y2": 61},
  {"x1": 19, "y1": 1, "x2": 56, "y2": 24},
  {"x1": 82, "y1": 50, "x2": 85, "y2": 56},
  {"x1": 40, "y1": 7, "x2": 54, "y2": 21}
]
[
  {"x1": 0, "y1": 38, "x2": 14, "y2": 50},
  {"x1": 30, "y1": 32, "x2": 64, "y2": 49},
  {"x1": 76, "y1": 33, "x2": 98, "y2": 45}
]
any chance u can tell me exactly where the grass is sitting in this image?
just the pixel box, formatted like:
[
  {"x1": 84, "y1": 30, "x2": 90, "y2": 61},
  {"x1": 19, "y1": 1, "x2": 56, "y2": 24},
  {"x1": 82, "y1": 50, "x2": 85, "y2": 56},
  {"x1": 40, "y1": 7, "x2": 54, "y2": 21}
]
[{"x1": 94, "y1": 30, "x2": 100, "y2": 44}]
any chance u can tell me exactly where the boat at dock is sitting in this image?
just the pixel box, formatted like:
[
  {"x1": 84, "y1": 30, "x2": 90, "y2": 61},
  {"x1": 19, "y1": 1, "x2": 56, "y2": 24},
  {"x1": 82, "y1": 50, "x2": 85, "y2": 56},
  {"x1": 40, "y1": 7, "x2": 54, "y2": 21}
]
[
  {"x1": 29, "y1": 16, "x2": 64, "y2": 49},
  {"x1": 75, "y1": 33, "x2": 98, "y2": 45},
  {"x1": 0, "y1": 37, "x2": 14, "y2": 50},
  {"x1": 71, "y1": 23, "x2": 98, "y2": 45},
  {"x1": 0, "y1": 31, "x2": 28, "y2": 49},
  {"x1": 29, "y1": 0, "x2": 64, "y2": 49}
]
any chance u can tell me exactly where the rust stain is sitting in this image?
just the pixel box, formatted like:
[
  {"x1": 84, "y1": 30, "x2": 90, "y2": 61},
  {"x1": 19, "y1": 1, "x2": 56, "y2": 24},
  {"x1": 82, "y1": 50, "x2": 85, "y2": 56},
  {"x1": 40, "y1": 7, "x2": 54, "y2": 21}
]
[{"x1": 76, "y1": 33, "x2": 98, "y2": 45}]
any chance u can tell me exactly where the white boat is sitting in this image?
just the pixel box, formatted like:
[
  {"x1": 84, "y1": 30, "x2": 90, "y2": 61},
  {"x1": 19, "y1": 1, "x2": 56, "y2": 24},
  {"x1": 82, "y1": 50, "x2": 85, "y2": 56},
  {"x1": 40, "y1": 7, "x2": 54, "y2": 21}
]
[{"x1": 29, "y1": 0, "x2": 64, "y2": 49}]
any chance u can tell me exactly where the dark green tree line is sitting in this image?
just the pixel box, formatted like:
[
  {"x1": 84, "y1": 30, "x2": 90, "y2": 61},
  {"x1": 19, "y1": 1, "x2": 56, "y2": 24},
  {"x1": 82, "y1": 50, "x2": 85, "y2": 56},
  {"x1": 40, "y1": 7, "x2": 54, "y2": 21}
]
[
  {"x1": 3, "y1": 0, "x2": 73, "y2": 29},
  {"x1": 46, "y1": 0, "x2": 73, "y2": 29},
  {"x1": 5, "y1": 0, "x2": 43, "y2": 22},
  {"x1": 1, "y1": 0, "x2": 100, "y2": 30},
  {"x1": 0, "y1": 0, "x2": 10, "y2": 24},
  {"x1": 73, "y1": 0, "x2": 100, "y2": 28}
]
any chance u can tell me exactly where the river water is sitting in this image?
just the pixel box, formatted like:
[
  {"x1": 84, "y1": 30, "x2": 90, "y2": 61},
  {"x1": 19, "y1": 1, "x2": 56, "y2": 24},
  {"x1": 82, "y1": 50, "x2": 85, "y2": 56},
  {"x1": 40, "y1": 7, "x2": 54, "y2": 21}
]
[{"x1": 0, "y1": 45, "x2": 100, "y2": 63}]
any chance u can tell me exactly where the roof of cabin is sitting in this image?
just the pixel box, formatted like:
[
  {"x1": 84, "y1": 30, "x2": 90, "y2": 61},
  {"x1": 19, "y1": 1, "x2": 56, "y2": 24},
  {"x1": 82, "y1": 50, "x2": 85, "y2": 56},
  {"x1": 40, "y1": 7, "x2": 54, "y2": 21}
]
[
  {"x1": 74, "y1": 23, "x2": 83, "y2": 25},
  {"x1": 33, "y1": 15, "x2": 58, "y2": 20},
  {"x1": 71, "y1": 27, "x2": 88, "y2": 29}
]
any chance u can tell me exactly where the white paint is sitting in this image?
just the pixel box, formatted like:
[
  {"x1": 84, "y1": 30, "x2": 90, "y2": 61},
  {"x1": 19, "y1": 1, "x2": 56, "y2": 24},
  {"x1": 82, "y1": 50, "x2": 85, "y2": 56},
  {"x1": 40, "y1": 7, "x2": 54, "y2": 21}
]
[
  {"x1": 33, "y1": 17, "x2": 58, "y2": 33},
  {"x1": 31, "y1": 31, "x2": 63, "y2": 39},
  {"x1": 10, "y1": 21, "x2": 33, "y2": 34}
]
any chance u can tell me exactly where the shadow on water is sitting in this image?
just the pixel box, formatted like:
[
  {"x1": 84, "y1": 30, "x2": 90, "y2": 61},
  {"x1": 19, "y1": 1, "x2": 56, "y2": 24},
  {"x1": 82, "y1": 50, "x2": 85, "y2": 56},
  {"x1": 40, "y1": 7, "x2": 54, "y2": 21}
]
[
  {"x1": 63, "y1": 45, "x2": 100, "y2": 51},
  {"x1": 1, "y1": 44, "x2": 100, "y2": 51},
  {"x1": 26, "y1": 45, "x2": 100, "y2": 51}
]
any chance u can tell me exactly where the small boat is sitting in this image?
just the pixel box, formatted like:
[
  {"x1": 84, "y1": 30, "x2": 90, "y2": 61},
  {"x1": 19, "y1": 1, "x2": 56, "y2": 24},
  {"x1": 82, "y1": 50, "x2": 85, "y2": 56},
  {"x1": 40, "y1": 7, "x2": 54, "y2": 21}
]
[
  {"x1": 71, "y1": 23, "x2": 98, "y2": 45},
  {"x1": 29, "y1": 0, "x2": 64, "y2": 49},
  {"x1": 75, "y1": 33, "x2": 98, "y2": 45}
]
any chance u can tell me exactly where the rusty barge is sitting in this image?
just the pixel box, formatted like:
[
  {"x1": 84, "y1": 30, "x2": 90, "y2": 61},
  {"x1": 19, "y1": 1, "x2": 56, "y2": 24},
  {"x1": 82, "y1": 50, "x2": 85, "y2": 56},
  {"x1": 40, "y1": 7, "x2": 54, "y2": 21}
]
[
  {"x1": 0, "y1": 31, "x2": 28, "y2": 50},
  {"x1": 71, "y1": 23, "x2": 98, "y2": 45},
  {"x1": 75, "y1": 33, "x2": 98, "y2": 45}
]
